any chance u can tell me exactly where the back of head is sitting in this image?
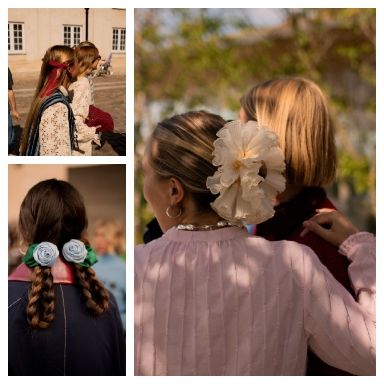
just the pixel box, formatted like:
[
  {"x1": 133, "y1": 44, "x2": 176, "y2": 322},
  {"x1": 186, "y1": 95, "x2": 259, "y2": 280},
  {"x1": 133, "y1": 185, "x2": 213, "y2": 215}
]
[
  {"x1": 37, "y1": 45, "x2": 75, "y2": 96},
  {"x1": 17, "y1": 179, "x2": 109, "y2": 329},
  {"x1": 19, "y1": 179, "x2": 87, "y2": 250},
  {"x1": 20, "y1": 45, "x2": 75, "y2": 155},
  {"x1": 74, "y1": 44, "x2": 100, "y2": 76},
  {"x1": 241, "y1": 77, "x2": 336, "y2": 186},
  {"x1": 147, "y1": 111, "x2": 226, "y2": 213}
]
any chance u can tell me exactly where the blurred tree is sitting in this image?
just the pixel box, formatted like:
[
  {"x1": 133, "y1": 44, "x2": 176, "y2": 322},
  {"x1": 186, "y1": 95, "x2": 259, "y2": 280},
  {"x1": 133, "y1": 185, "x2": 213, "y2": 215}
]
[{"x1": 134, "y1": 8, "x2": 376, "y2": 242}]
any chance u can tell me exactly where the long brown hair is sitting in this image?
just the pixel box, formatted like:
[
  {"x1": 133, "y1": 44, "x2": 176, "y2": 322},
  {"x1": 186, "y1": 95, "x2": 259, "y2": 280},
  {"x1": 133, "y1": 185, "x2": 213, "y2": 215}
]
[
  {"x1": 19, "y1": 179, "x2": 109, "y2": 329},
  {"x1": 20, "y1": 45, "x2": 75, "y2": 155}
]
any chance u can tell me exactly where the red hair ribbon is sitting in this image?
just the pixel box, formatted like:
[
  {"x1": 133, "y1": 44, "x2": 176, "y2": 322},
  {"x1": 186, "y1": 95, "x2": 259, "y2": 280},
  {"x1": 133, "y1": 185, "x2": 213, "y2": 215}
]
[
  {"x1": 38, "y1": 60, "x2": 70, "y2": 97},
  {"x1": 48, "y1": 60, "x2": 69, "y2": 69}
]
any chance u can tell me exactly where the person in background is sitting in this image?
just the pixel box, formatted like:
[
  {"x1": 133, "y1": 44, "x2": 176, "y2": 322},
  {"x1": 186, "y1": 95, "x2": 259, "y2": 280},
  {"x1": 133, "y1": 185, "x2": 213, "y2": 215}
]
[
  {"x1": 240, "y1": 77, "x2": 353, "y2": 375},
  {"x1": 74, "y1": 41, "x2": 114, "y2": 134},
  {"x1": 68, "y1": 44, "x2": 102, "y2": 156},
  {"x1": 92, "y1": 218, "x2": 126, "y2": 330},
  {"x1": 8, "y1": 67, "x2": 20, "y2": 153}
]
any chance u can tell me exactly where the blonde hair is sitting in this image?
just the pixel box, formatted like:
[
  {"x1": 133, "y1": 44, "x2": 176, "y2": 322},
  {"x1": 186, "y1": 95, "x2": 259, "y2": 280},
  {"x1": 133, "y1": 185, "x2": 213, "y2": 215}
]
[
  {"x1": 148, "y1": 111, "x2": 226, "y2": 213},
  {"x1": 241, "y1": 77, "x2": 336, "y2": 186},
  {"x1": 20, "y1": 45, "x2": 74, "y2": 155},
  {"x1": 74, "y1": 44, "x2": 100, "y2": 76}
]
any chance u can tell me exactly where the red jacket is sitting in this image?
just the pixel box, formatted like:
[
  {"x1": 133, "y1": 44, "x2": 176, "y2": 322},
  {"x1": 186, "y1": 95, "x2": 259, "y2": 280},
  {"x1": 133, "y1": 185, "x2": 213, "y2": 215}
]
[{"x1": 256, "y1": 187, "x2": 353, "y2": 376}]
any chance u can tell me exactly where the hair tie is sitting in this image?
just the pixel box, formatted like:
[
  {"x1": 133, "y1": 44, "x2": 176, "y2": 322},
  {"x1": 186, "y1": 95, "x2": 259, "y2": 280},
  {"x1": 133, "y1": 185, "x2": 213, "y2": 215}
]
[
  {"x1": 62, "y1": 239, "x2": 97, "y2": 268},
  {"x1": 63, "y1": 239, "x2": 98, "y2": 267},
  {"x1": 38, "y1": 60, "x2": 69, "y2": 97},
  {"x1": 48, "y1": 60, "x2": 68, "y2": 69},
  {"x1": 23, "y1": 240, "x2": 98, "y2": 268},
  {"x1": 23, "y1": 242, "x2": 59, "y2": 268}
]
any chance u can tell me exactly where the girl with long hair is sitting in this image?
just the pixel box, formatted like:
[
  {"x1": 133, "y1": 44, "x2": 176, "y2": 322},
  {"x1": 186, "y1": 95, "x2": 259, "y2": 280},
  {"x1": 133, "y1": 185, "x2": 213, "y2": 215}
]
[
  {"x1": 8, "y1": 179, "x2": 125, "y2": 375},
  {"x1": 20, "y1": 45, "x2": 82, "y2": 156}
]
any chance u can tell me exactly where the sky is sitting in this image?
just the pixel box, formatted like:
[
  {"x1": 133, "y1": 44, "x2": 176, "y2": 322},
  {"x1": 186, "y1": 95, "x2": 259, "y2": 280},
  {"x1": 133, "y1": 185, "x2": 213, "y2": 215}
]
[{"x1": 212, "y1": 8, "x2": 287, "y2": 26}]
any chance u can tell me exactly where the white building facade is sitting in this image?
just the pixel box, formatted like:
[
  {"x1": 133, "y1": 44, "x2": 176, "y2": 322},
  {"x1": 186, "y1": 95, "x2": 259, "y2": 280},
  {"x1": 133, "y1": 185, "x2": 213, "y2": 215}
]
[{"x1": 8, "y1": 8, "x2": 126, "y2": 74}]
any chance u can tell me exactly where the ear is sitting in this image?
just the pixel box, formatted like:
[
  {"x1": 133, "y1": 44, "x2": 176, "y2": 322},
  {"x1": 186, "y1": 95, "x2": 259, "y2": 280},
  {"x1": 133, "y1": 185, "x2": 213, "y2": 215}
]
[{"x1": 167, "y1": 177, "x2": 185, "y2": 206}]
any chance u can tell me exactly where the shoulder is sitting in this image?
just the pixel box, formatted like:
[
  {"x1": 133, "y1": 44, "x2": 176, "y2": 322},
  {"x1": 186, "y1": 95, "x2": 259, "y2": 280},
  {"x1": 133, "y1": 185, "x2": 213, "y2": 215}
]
[
  {"x1": 135, "y1": 234, "x2": 181, "y2": 279},
  {"x1": 250, "y1": 236, "x2": 313, "y2": 263},
  {"x1": 242, "y1": 236, "x2": 320, "y2": 282},
  {"x1": 134, "y1": 229, "x2": 312, "y2": 271},
  {"x1": 135, "y1": 237, "x2": 165, "y2": 263},
  {"x1": 8, "y1": 281, "x2": 29, "y2": 311},
  {"x1": 69, "y1": 77, "x2": 90, "y2": 91},
  {"x1": 41, "y1": 102, "x2": 68, "y2": 119}
]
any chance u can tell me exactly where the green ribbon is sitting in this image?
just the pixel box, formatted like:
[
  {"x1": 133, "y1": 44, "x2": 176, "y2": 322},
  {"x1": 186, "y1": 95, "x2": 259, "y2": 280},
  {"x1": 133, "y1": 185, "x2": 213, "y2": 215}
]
[
  {"x1": 23, "y1": 243, "x2": 40, "y2": 268},
  {"x1": 81, "y1": 245, "x2": 98, "y2": 268},
  {"x1": 23, "y1": 243, "x2": 98, "y2": 268}
]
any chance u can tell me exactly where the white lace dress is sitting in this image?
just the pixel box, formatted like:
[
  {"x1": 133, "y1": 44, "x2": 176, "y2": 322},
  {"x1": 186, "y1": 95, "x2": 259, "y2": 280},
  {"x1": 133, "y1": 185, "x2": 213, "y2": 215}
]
[
  {"x1": 68, "y1": 77, "x2": 99, "y2": 156},
  {"x1": 39, "y1": 99, "x2": 72, "y2": 156}
]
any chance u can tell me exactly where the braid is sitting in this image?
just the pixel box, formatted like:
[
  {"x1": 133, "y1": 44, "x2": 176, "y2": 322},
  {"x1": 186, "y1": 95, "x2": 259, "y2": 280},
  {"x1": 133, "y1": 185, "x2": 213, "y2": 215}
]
[
  {"x1": 26, "y1": 266, "x2": 55, "y2": 328},
  {"x1": 41, "y1": 267, "x2": 55, "y2": 324},
  {"x1": 87, "y1": 268, "x2": 110, "y2": 312},
  {"x1": 74, "y1": 264, "x2": 109, "y2": 315}
]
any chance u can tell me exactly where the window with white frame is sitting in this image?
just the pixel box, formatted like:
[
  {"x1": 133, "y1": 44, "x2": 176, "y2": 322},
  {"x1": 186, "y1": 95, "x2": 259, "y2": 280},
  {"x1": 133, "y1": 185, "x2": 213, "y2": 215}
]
[
  {"x1": 63, "y1": 25, "x2": 81, "y2": 47},
  {"x1": 8, "y1": 22, "x2": 24, "y2": 53},
  {"x1": 112, "y1": 28, "x2": 126, "y2": 52}
]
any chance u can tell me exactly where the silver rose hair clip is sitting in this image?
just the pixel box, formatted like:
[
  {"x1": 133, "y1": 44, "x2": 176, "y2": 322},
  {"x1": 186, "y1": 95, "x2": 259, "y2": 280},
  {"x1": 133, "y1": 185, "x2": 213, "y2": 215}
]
[
  {"x1": 23, "y1": 239, "x2": 97, "y2": 268},
  {"x1": 32, "y1": 242, "x2": 59, "y2": 267},
  {"x1": 62, "y1": 239, "x2": 87, "y2": 264}
]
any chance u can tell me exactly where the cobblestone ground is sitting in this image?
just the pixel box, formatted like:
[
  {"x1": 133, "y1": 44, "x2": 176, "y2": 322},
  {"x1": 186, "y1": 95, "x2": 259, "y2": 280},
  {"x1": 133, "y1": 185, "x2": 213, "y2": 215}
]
[{"x1": 12, "y1": 73, "x2": 126, "y2": 156}]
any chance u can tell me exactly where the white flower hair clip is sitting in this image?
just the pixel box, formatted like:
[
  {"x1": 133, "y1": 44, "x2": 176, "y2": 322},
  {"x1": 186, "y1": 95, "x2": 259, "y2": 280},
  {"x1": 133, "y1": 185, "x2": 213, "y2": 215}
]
[
  {"x1": 206, "y1": 120, "x2": 286, "y2": 225},
  {"x1": 62, "y1": 239, "x2": 88, "y2": 264},
  {"x1": 32, "y1": 242, "x2": 59, "y2": 267}
]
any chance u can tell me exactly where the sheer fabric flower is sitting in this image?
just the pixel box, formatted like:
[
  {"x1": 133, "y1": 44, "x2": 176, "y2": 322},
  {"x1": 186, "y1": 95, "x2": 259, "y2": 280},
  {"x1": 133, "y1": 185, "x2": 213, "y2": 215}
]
[
  {"x1": 62, "y1": 239, "x2": 87, "y2": 263},
  {"x1": 33, "y1": 242, "x2": 59, "y2": 267},
  {"x1": 206, "y1": 120, "x2": 286, "y2": 224}
]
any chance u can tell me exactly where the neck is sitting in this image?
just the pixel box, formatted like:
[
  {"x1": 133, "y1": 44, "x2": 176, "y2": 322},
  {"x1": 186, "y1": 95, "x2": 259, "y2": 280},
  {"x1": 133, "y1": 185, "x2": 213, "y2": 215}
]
[
  {"x1": 275, "y1": 184, "x2": 304, "y2": 205},
  {"x1": 179, "y1": 210, "x2": 223, "y2": 226}
]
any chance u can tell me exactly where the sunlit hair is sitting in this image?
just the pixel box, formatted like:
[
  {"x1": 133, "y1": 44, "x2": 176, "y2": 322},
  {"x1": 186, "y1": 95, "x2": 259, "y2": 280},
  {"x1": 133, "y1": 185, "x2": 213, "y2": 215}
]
[
  {"x1": 20, "y1": 45, "x2": 75, "y2": 155},
  {"x1": 74, "y1": 43, "x2": 100, "y2": 76},
  {"x1": 19, "y1": 179, "x2": 109, "y2": 329},
  {"x1": 240, "y1": 77, "x2": 337, "y2": 186},
  {"x1": 147, "y1": 111, "x2": 226, "y2": 213}
]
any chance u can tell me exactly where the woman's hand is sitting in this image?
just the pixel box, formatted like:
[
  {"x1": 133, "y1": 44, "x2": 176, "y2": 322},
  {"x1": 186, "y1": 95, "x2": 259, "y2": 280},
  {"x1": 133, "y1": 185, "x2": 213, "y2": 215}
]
[{"x1": 300, "y1": 209, "x2": 359, "y2": 247}]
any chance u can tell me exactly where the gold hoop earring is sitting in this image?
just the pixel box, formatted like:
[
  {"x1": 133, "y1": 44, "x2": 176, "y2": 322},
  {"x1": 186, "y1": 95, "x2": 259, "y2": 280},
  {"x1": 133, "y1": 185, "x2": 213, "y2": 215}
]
[{"x1": 166, "y1": 206, "x2": 182, "y2": 219}]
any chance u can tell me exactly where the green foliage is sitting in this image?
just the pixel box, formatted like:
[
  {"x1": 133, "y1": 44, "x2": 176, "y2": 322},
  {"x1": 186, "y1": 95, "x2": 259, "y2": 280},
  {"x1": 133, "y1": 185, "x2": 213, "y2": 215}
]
[
  {"x1": 337, "y1": 151, "x2": 371, "y2": 195},
  {"x1": 134, "y1": 8, "x2": 376, "y2": 241}
]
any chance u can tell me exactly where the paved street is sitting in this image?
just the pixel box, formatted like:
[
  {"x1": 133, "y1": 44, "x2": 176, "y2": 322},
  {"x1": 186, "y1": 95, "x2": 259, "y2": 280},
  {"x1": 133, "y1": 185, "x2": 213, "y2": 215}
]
[{"x1": 12, "y1": 73, "x2": 126, "y2": 155}]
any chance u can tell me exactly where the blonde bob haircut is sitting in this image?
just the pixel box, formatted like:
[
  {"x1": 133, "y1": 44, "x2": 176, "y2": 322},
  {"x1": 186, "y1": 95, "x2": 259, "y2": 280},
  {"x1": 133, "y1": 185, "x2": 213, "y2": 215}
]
[
  {"x1": 240, "y1": 77, "x2": 337, "y2": 186},
  {"x1": 147, "y1": 111, "x2": 226, "y2": 213}
]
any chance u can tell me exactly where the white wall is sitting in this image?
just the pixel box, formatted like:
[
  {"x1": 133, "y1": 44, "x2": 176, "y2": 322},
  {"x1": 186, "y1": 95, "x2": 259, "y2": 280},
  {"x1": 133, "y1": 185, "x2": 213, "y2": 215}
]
[{"x1": 8, "y1": 8, "x2": 126, "y2": 74}]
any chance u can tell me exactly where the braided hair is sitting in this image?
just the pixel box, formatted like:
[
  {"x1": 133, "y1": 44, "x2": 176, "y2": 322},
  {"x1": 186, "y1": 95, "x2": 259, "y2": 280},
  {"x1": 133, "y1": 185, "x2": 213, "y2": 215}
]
[{"x1": 19, "y1": 179, "x2": 110, "y2": 329}]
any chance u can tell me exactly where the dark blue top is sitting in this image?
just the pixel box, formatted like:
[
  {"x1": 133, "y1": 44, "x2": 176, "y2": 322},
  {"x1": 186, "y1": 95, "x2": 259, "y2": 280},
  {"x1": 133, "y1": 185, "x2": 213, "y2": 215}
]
[{"x1": 8, "y1": 281, "x2": 125, "y2": 375}]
